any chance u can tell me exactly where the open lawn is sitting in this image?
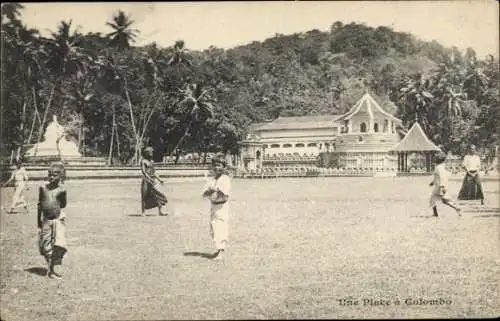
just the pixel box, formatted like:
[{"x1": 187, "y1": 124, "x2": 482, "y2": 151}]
[{"x1": 1, "y1": 176, "x2": 499, "y2": 320}]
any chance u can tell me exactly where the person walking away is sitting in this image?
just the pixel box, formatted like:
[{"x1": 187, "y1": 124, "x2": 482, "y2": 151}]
[
  {"x1": 202, "y1": 154, "x2": 232, "y2": 260},
  {"x1": 458, "y1": 145, "x2": 485, "y2": 205},
  {"x1": 140, "y1": 147, "x2": 168, "y2": 216},
  {"x1": 429, "y1": 152, "x2": 462, "y2": 217},
  {"x1": 3, "y1": 160, "x2": 29, "y2": 213},
  {"x1": 38, "y1": 163, "x2": 68, "y2": 279}
]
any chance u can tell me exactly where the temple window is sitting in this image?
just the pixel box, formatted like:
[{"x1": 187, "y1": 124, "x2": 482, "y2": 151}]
[
  {"x1": 307, "y1": 143, "x2": 317, "y2": 147},
  {"x1": 358, "y1": 136, "x2": 364, "y2": 143},
  {"x1": 270, "y1": 144, "x2": 280, "y2": 148},
  {"x1": 360, "y1": 122, "x2": 367, "y2": 132},
  {"x1": 295, "y1": 143, "x2": 305, "y2": 147},
  {"x1": 344, "y1": 120, "x2": 349, "y2": 133},
  {"x1": 283, "y1": 144, "x2": 292, "y2": 148},
  {"x1": 374, "y1": 123, "x2": 379, "y2": 132},
  {"x1": 383, "y1": 119, "x2": 389, "y2": 132}
]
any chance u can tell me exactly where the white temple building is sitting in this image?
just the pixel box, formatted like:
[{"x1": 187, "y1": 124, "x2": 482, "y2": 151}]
[{"x1": 239, "y1": 93, "x2": 408, "y2": 172}]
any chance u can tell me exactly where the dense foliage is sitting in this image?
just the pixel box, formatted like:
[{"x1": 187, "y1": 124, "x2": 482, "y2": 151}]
[{"x1": 2, "y1": 4, "x2": 498, "y2": 163}]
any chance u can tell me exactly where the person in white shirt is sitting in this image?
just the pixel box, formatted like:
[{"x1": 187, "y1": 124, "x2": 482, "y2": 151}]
[
  {"x1": 429, "y1": 152, "x2": 461, "y2": 217},
  {"x1": 458, "y1": 145, "x2": 484, "y2": 205},
  {"x1": 202, "y1": 154, "x2": 232, "y2": 260},
  {"x1": 3, "y1": 160, "x2": 29, "y2": 213}
]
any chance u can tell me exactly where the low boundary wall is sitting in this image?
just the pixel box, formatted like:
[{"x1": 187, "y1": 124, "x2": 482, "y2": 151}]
[{"x1": 2, "y1": 165, "x2": 209, "y2": 181}]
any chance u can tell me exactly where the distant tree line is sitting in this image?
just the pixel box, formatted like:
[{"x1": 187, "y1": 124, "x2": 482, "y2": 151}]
[{"x1": 2, "y1": 3, "x2": 498, "y2": 164}]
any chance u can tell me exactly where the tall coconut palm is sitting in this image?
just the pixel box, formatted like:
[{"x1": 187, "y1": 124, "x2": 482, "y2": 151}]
[
  {"x1": 1, "y1": 2, "x2": 24, "y2": 23},
  {"x1": 398, "y1": 73, "x2": 434, "y2": 131},
  {"x1": 170, "y1": 83, "x2": 215, "y2": 155},
  {"x1": 167, "y1": 40, "x2": 192, "y2": 67},
  {"x1": 45, "y1": 20, "x2": 88, "y2": 76},
  {"x1": 106, "y1": 10, "x2": 139, "y2": 50}
]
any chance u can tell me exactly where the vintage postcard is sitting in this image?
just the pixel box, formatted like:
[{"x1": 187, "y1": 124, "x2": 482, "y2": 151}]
[{"x1": 1, "y1": 1, "x2": 498, "y2": 320}]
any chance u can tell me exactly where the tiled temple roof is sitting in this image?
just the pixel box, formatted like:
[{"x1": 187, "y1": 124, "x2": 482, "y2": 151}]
[
  {"x1": 390, "y1": 122, "x2": 441, "y2": 152},
  {"x1": 334, "y1": 93, "x2": 402, "y2": 123},
  {"x1": 255, "y1": 115, "x2": 340, "y2": 131}
]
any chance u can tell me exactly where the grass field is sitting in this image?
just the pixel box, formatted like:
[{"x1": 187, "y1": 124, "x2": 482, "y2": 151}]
[{"x1": 1, "y1": 176, "x2": 499, "y2": 320}]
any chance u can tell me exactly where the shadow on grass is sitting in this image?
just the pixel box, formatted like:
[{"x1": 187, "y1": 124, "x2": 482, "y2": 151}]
[
  {"x1": 2, "y1": 208, "x2": 29, "y2": 215},
  {"x1": 183, "y1": 251, "x2": 215, "y2": 259},
  {"x1": 25, "y1": 267, "x2": 47, "y2": 276}
]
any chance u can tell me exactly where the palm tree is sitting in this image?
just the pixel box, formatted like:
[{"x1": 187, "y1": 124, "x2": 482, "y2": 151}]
[
  {"x1": 35, "y1": 20, "x2": 93, "y2": 158},
  {"x1": 170, "y1": 83, "x2": 215, "y2": 155},
  {"x1": 398, "y1": 73, "x2": 434, "y2": 131},
  {"x1": 106, "y1": 10, "x2": 139, "y2": 50},
  {"x1": 167, "y1": 40, "x2": 192, "y2": 67},
  {"x1": 142, "y1": 42, "x2": 168, "y2": 89},
  {"x1": 1, "y1": 2, "x2": 24, "y2": 23},
  {"x1": 45, "y1": 20, "x2": 88, "y2": 76}
]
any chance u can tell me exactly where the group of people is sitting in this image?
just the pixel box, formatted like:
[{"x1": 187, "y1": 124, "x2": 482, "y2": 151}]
[
  {"x1": 429, "y1": 145, "x2": 485, "y2": 217},
  {"x1": 140, "y1": 147, "x2": 232, "y2": 260},
  {"x1": 1, "y1": 144, "x2": 489, "y2": 278},
  {"x1": 23, "y1": 148, "x2": 232, "y2": 279}
]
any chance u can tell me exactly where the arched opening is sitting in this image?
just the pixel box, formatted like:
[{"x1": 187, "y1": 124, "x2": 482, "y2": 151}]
[
  {"x1": 374, "y1": 123, "x2": 379, "y2": 132},
  {"x1": 360, "y1": 122, "x2": 367, "y2": 132},
  {"x1": 283, "y1": 144, "x2": 292, "y2": 148},
  {"x1": 295, "y1": 143, "x2": 305, "y2": 147},
  {"x1": 256, "y1": 150, "x2": 261, "y2": 159},
  {"x1": 307, "y1": 143, "x2": 317, "y2": 147},
  {"x1": 343, "y1": 120, "x2": 349, "y2": 133},
  {"x1": 270, "y1": 144, "x2": 280, "y2": 148}
]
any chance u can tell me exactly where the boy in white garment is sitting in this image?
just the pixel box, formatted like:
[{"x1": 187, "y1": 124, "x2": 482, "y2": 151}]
[
  {"x1": 202, "y1": 154, "x2": 232, "y2": 260},
  {"x1": 429, "y1": 152, "x2": 461, "y2": 217}
]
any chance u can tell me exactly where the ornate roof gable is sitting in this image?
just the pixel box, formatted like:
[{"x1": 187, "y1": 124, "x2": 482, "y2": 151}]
[
  {"x1": 335, "y1": 93, "x2": 402, "y2": 123},
  {"x1": 390, "y1": 122, "x2": 441, "y2": 152}
]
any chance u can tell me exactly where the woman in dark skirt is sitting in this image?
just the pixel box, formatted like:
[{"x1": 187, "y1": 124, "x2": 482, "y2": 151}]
[
  {"x1": 140, "y1": 147, "x2": 168, "y2": 216},
  {"x1": 458, "y1": 145, "x2": 484, "y2": 205}
]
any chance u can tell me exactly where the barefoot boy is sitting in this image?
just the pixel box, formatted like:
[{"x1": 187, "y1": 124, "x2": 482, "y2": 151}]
[
  {"x1": 429, "y1": 152, "x2": 461, "y2": 217},
  {"x1": 202, "y1": 154, "x2": 232, "y2": 260},
  {"x1": 38, "y1": 163, "x2": 68, "y2": 278}
]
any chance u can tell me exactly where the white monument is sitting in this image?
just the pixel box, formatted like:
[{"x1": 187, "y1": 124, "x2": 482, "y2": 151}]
[{"x1": 25, "y1": 115, "x2": 81, "y2": 157}]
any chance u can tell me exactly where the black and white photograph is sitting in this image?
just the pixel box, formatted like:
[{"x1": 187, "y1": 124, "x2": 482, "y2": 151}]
[{"x1": 1, "y1": 1, "x2": 499, "y2": 319}]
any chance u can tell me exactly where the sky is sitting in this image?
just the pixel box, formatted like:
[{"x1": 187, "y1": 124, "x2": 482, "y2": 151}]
[{"x1": 20, "y1": 1, "x2": 499, "y2": 59}]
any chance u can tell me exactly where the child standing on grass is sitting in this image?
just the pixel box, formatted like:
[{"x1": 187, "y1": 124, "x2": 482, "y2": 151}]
[
  {"x1": 202, "y1": 154, "x2": 232, "y2": 260},
  {"x1": 429, "y1": 152, "x2": 461, "y2": 217},
  {"x1": 2, "y1": 160, "x2": 29, "y2": 213},
  {"x1": 38, "y1": 163, "x2": 68, "y2": 279}
]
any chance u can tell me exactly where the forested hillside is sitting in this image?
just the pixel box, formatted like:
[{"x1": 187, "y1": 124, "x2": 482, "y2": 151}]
[{"x1": 2, "y1": 4, "x2": 498, "y2": 163}]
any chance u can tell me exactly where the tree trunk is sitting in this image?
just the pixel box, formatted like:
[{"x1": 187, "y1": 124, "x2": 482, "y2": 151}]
[
  {"x1": 27, "y1": 86, "x2": 41, "y2": 145},
  {"x1": 82, "y1": 130, "x2": 85, "y2": 156},
  {"x1": 115, "y1": 123, "x2": 121, "y2": 164},
  {"x1": 174, "y1": 149, "x2": 181, "y2": 164},
  {"x1": 16, "y1": 101, "x2": 27, "y2": 161},
  {"x1": 33, "y1": 84, "x2": 56, "y2": 156},
  {"x1": 56, "y1": 135, "x2": 63, "y2": 163},
  {"x1": 170, "y1": 119, "x2": 193, "y2": 156},
  {"x1": 108, "y1": 105, "x2": 115, "y2": 165},
  {"x1": 122, "y1": 76, "x2": 140, "y2": 164}
]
